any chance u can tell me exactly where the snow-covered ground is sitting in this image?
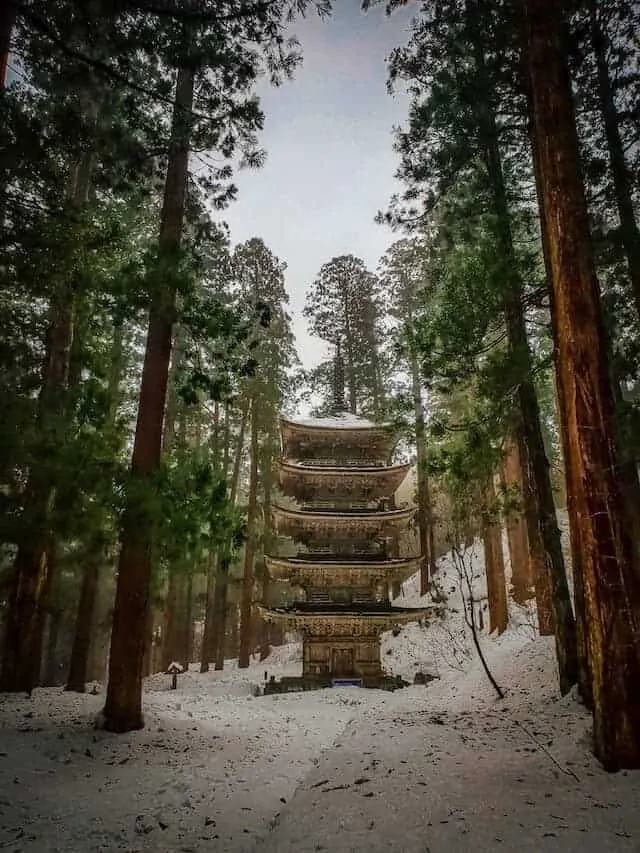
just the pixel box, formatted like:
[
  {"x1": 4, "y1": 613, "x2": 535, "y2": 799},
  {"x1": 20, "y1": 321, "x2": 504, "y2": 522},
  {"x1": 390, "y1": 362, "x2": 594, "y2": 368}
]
[{"x1": 1, "y1": 543, "x2": 639, "y2": 852}]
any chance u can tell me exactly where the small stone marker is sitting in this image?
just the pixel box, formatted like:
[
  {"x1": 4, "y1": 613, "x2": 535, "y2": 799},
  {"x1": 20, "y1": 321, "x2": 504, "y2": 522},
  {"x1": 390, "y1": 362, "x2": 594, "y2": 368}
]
[{"x1": 167, "y1": 662, "x2": 184, "y2": 689}]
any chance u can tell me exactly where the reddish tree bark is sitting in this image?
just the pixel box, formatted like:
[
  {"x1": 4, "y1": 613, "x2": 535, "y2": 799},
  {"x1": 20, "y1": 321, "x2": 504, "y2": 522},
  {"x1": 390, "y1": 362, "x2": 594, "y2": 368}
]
[
  {"x1": 213, "y1": 555, "x2": 231, "y2": 670},
  {"x1": 238, "y1": 403, "x2": 259, "y2": 668},
  {"x1": 0, "y1": 0, "x2": 16, "y2": 91},
  {"x1": 468, "y1": 0, "x2": 576, "y2": 692},
  {"x1": 524, "y1": 0, "x2": 640, "y2": 770},
  {"x1": 500, "y1": 438, "x2": 533, "y2": 603},
  {"x1": 66, "y1": 547, "x2": 102, "y2": 692},
  {"x1": 103, "y1": 66, "x2": 194, "y2": 732},
  {"x1": 482, "y1": 479, "x2": 508, "y2": 635}
]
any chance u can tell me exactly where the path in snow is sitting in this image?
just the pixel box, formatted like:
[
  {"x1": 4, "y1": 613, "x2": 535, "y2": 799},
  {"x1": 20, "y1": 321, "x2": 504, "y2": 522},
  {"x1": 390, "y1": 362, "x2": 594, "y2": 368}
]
[
  {"x1": 1, "y1": 627, "x2": 639, "y2": 852},
  {"x1": 255, "y1": 639, "x2": 640, "y2": 853},
  {"x1": 0, "y1": 653, "x2": 360, "y2": 853}
]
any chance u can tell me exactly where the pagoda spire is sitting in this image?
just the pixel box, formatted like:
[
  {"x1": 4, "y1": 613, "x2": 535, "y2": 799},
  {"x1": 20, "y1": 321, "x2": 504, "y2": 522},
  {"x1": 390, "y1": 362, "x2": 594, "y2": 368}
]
[{"x1": 332, "y1": 341, "x2": 346, "y2": 414}]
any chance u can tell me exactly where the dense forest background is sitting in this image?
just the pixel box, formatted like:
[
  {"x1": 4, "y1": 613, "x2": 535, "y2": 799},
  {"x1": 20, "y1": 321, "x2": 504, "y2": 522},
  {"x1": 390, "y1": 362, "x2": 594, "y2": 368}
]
[{"x1": 1, "y1": 0, "x2": 640, "y2": 769}]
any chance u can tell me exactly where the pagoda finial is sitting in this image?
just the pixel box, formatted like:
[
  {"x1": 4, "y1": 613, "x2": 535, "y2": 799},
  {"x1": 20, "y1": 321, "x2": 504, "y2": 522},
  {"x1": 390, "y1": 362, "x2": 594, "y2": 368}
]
[{"x1": 333, "y1": 340, "x2": 346, "y2": 414}]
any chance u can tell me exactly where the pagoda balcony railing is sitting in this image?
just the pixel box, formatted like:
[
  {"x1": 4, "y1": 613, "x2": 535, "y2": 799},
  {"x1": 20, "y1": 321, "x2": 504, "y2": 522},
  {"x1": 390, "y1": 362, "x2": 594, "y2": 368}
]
[
  {"x1": 282, "y1": 601, "x2": 402, "y2": 614},
  {"x1": 282, "y1": 504, "x2": 409, "y2": 517},
  {"x1": 306, "y1": 590, "x2": 377, "y2": 605},
  {"x1": 299, "y1": 503, "x2": 395, "y2": 514},
  {"x1": 284, "y1": 457, "x2": 390, "y2": 468}
]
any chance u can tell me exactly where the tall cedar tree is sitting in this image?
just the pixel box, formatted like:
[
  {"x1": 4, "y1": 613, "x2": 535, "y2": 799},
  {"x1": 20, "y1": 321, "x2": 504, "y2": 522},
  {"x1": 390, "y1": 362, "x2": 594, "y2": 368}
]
[
  {"x1": 304, "y1": 254, "x2": 385, "y2": 417},
  {"x1": 232, "y1": 237, "x2": 295, "y2": 667},
  {"x1": 378, "y1": 239, "x2": 437, "y2": 592},
  {"x1": 104, "y1": 2, "x2": 325, "y2": 731},
  {"x1": 0, "y1": 85, "x2": 99, "y2": 691},
  {"x1": 104, "y1": 61, "x2": 195, "y2": 730},
  {"x1": 387, "y1": 0, "x2": 577, "y2": 690},
  {"x1": 0, "y1": 0, "x2": 168, "y2": 692},
  {"x1": 523, "y1": 0, "x2": 640, "y2": 770}
]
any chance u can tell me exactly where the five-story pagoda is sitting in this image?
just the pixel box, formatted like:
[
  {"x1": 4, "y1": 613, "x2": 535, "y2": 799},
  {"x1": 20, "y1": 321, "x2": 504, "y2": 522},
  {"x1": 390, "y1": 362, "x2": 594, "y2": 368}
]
[{"x1": 258, "y1": 409, "x2": 435, "y2": 689}]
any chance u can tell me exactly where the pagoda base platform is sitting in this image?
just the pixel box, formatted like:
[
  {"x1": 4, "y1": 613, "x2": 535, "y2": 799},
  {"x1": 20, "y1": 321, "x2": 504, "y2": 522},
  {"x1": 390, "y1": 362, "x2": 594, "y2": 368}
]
[
  {"x1": 262, "y1": 672, "x2": 408, "y2": 695},
  {"x1": 257, "y1": 603, "x2": 439, "y2": 690}
]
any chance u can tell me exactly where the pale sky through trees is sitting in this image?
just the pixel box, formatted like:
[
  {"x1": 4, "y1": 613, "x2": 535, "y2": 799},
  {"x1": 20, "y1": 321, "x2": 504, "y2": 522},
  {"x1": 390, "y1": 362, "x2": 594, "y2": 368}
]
[
  {"x1": 5, "y1": 6, "x2": 411, "y2": 376},
  {"x1": 222, "y1": 2, "x2": 413, "y2": 373}
]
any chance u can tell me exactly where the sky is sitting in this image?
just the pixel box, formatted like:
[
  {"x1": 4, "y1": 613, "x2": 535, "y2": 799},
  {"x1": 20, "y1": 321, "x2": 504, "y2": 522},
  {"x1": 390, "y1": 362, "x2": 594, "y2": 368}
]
[{"x1": 221, "y1": 2, "x2": 414, "y2": 373}]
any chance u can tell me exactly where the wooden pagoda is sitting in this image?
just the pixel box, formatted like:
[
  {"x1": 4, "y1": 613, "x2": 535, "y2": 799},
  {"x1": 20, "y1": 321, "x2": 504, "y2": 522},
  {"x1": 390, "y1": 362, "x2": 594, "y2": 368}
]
[{"x1": 257, "y1": 412, "x2": 435, "y2": 689}]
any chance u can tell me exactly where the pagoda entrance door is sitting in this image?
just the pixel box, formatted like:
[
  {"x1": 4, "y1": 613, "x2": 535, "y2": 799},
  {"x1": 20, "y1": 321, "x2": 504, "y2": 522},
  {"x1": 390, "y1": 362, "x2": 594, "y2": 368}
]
[{"x1": 331, "y1": 647, "x2": 355, "y2": 677}]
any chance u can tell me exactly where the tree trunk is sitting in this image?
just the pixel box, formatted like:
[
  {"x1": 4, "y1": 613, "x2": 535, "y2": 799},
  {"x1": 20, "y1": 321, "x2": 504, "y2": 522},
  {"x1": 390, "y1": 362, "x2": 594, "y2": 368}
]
[
  {"x1": 227, "y1": 598, "x2": 239, "y2": 664},
  {"x1": 469, "y1": 1, "x2": 577, "y2": 691},
  {"x1": 201, "y1": 401, "x2": 223, "y2": 674},
  {"x1": 229, "y1": 402, "x2": 249, "y2": 505},
  {"x1": 411, "y1": 351, "x2": 434, "y2": 593},
  {"x1": 103, "y1": 66, "x2": 194, "y2": 732},
  {"x1": 0, "y1": 2, "x2": 15, "y2": 91},
  {"x1": 67, "y1": 316, "x2": 124, "y2": 692},
  {"x1": 162, "y1": 569, "x2": 179, "y2": 669},
  {"x1": 527, "y1": 67, "x2": 592, "y2": 695},
  {"x1": 522, "y1": 449, "x2": 555, "y2": 637},
  {"x1": 500, "y1": 437, "x2": 533, "y2": 603},
  {"x1": 482, "y1": 479, "x2": 508, "y2": 635},
  {"x1": 66, "y1": 547, "x2": 101, "y2": 692},
  {"x1": 222, "y1": 402, "x2": 231, "y2": 479},
  {"x1": 142, "y1": 600, "x2": 159, "y2": 678},
  {"x1": 368, "y1": 325, "x2": 383, "y2": 419},
  {"x1": 259, "y1": 571, "x2": 270, "y2": 661},
  {"x1": 87, "y1": 592, "x2": 112, "y2": 685},
  {"x1": 207, "y1": 403, "x2": 248, "y2": 672},
  {"x1": 213, "y1": 554, "x2": 231, "y2": 670},
  {"x1": 200, "y1": 552, "x2": 217, "y2": 674},
  {"x1": 343, "y1": 294, "x2": 358, "y2": 414},
  {"x1": 238, "y1": 403, "x2": 259, "y2": 668},
  {"x1": 0, "y1": 142, "x2": 95, "y2": 693},
  {"x1": 184, "y1": 572, "x2": 193, "y2": 667},
  {"x1": 161, "y1": 327, "x2": 184, "y2": 453},
  {"x1": 42, "y1": 609, "x2": 62, "y2": 687},
  {"x1": 162, "y1": 569, "x2": 190, "y2": 670},
  {"x1": 524, "y1": 0, "x2": 640, "y2": 770},
  {"x1": 259, "y1": 440, "x2": 275, "y2": 661}
]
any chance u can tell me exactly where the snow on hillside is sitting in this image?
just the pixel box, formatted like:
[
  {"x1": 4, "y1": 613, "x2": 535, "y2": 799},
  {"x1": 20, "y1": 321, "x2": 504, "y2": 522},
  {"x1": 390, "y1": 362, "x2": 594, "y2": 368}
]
[
  {"x1": 385, "y1": 539, "x2": 538, "y2": 683},
  {"x1": 0, "y1": 540, "x2": 638, "y2": 853}
]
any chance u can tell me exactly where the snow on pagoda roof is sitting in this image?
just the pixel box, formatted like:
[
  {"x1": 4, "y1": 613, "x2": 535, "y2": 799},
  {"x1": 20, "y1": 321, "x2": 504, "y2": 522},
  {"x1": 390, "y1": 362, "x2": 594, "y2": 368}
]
[{"x1": 286, "y1": 411, "x2": 388, "y2": 430}]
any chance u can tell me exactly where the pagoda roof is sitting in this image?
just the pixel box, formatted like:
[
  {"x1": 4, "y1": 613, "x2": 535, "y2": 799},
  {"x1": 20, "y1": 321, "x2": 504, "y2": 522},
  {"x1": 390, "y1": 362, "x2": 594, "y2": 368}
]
[
  {"x1": 265, "y1": 554, "x2": 421, "y2": 587},
  {"x1": 281, "y1": 415, "x2": 400, "y2": 464},
  {"x1": 284, "y1": 412, "x2": 387, "y2": 431},
  {"x1": 272, "y1": 504, "x2": 414, "y2": 541},
  {"x1": 278, "y1": 460, "x2": 410, "y2": 501},
  {"x1": 256, "y1": 603, "x2": 438, "y2": 637}
]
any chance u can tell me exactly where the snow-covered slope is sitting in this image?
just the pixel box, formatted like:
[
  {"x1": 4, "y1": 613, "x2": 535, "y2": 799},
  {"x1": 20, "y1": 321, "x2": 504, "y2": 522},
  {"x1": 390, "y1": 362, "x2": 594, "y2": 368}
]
[{"x1": 0, "y1": 540, "x2": 638, "y2": 853}]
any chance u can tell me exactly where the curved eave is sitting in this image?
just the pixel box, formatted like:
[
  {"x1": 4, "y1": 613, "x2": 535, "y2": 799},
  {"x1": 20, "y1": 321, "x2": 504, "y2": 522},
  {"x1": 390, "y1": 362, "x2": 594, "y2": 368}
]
[
  {"x1": 272, "y1": 506, "x2": 415, "y2": 542},
  {"x1": 280, "y1": 418, "x2": 399, "y2": 461},
  {"x1": 265, "y1": 555, "x2": 422, "y2": 585},
  {"x1": 278, "y1": 461, "x2": 411, "y2": 500},
  {"x1": 272, "y1": 506, "x2": 414, "y2": 525},
  {"x1": 281, "y1": 416, "x2": 396, "y2": 439},
  {"x1": 256, "y1": 604, "x2": 438, "y2": 636}
]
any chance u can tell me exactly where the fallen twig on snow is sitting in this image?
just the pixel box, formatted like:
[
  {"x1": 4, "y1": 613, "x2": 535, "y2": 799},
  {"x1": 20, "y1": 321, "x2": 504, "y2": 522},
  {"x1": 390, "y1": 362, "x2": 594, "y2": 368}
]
[{"x1": 513, "y1": 719, "x2": 580, "y2": 782}]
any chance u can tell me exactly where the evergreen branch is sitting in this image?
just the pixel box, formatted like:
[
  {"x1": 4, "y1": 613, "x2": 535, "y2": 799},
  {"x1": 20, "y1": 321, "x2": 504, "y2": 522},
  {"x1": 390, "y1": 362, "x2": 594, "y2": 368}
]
[{"x1": 15, "y1": 3, "x2": 251, "y2": 127}]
